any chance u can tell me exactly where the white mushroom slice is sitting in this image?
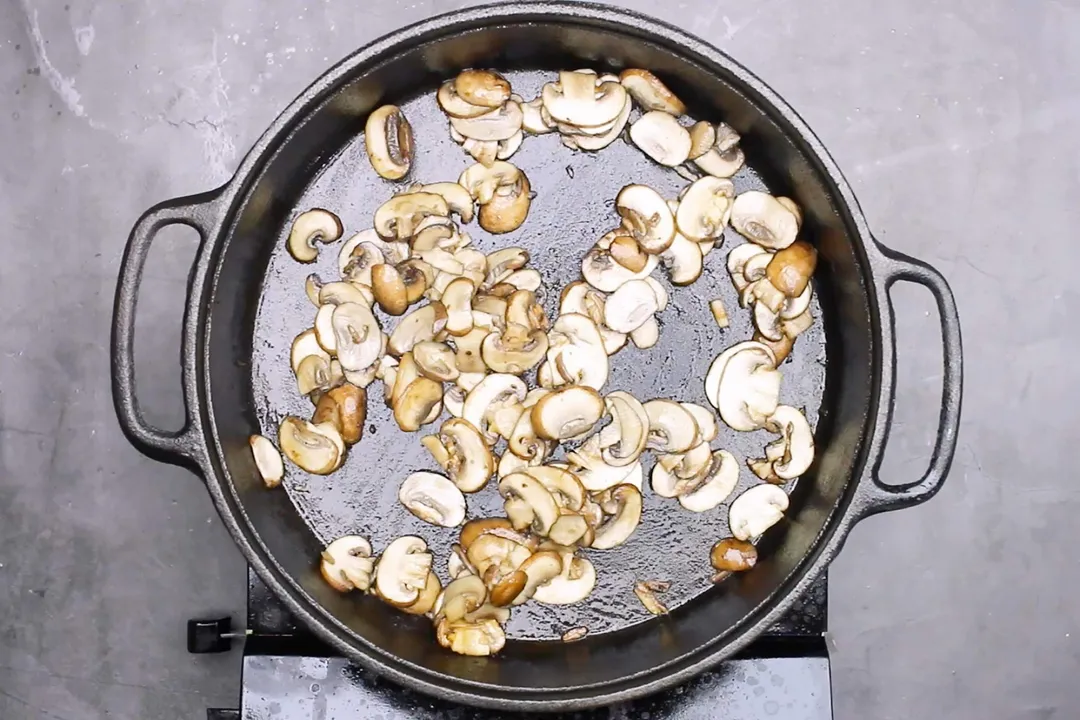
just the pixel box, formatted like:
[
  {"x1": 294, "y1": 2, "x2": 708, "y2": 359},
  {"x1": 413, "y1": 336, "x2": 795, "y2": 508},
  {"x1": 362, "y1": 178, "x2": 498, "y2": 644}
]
[
  {"x1": 463, "y1": 138, "x2": 499, "y2": 166},
  {"x1": 338, "y1": 230, "x2": 384, "y2": 277},
  {"x1": 649, "y1": 460, "x2": 681, "y2": 498},
  {"x1": 435, "y1": 573, "x2": 487, "y2": 623},
  {"x1": 332, "y1": 302, "x2": 383, "y2": 372},
  {"x1": 392, "y1": 377, "x2": 443, "y2": 432},
  {"x1": 449, "y1": 100, "x2": 524, "y2": 142},
  {"x1": 278, "y1": 416, "x2": 342, "y2": 475},
  {"x1": 455, "y1": 248, "x2": 488, "y2": 286},
  {"x1": 498, "y1": 448, "x2": 534, "y2": 477},
  {"x1": 483, "y1": 246, "x2": 530, "y2": 287},
  {"x1": 590, "y1": 485, "x2": 643, "y2": 550},
  {"x1": 502, "y1": 268, "x2": 542, "y2": 292},
  {"x1": 462, "y1": 374, "x2": 527, "y2": 440},
  {"x1": 568, "y1": 440, "x2": 643, "y2": 492},
  {"x1": 320, "y1": 536, "x2": 374, "y2": 593},
  {"x1": 678, "y1": 450, "x2": 740, "y2": 512},
  {"x1": 446, "y1": 543, "x2": 475, "y2": 580},
  {"x1": 580, "y1": 244, "x2": 659, "y2": 292},
  {"x1": 496, "y1": 130, "x2": 524, "y2": 160},
  {"x1": 499, "y1": 472, "x2": 560, "y2": 535},
  {"x1": 688, "y1": 121, "x2": 717, "y2": 160},
  {"x1": 660, "y1": 440, "x2": 713, "y2": 481},
  {"x1": 511, "y1": 551, "x2": 564, "y2": 605},
  {"x1": 776, "y1": 196, "x2": 803, "y2": 227},
  {"x1": 660, "y1": 230, "x2": 704, "y2": 286},
  {"x1": 573, "y1": 95, "x2": 632, "y2": 151},
  {"x1": 398, "y1": 471, "x2": 466, "y2": 527},
  {"x1": 644, "y1": 276, "x2": 669, "y2": 312},
  {"x1": 531, "y1": 386, "x2": 604, "y2": 441},
  {"x1": 365, "y1": 105, "x2": 413, "y2": 181},
  {"x1": 286, "y1": 209, "x2": 343, "y2": 263},
  {"x1": 676, "y1": 177, "x2": 736, "y2": 241},
  {"x1": 599, "y1": 391, "x2": 650, "y2": 466},
  {"x1": 522, "y1": 97, "x2": 555, "y2": 134},
  {"x1": 454, "y1": 69, "x2": 511, "y2": 108},
  {"x1": 783, "y1": 310, "x2": 814, "y2": 339},
  {"x1": 373, "y1": 192, "x2": 449, "y2": 241},
  {"x1": 616, "y1": 185, "x2": 676, "y2": 254},
  {"x1": 716, "y1": 344, "x2": 782, "y2": 431},
  {"x1": 444, "y1": 385, "x2": 466, "y2": 418},
  {"x1": 542, "y1": 70, "x2": 628, "y2": 128},
  {"x1": 681, "y1": 402, "x2": 718, "y2": 443},
  {"x1": 420, "y1": 182, "x2": 475, "y2": 224},
  {"x1": 374, "y1": 536, "x2": 434, "y2": 607},
  {"x1": 693, "y1": 147, "x2": 745, "y2": 178},
  {"x1": 413, "y1": 341, "x2": 459, "y2": 382},
  {"x1": 727, "y1": 243, "x2": 769, "y2": 292},
  {"x1": 390, "y1": 352, "x2": 421, "y2": 405},
  {"x1": 604, "y1": 279, "x2": 659, "y2": 333},
  {"x1": 290, "y1": 329, "x2": 330, "y2": 375},
  {"x1": 629, "y1": 111, "x2": 692, "y2": 167},
  {"x1": 481, "y1": 323, "x2": 549, "y2": 375},
  {"x1": 487, "y1": 400, "x2": 526, "y2": 441},
  {"x1": 320, "y1": 281, "x2": 375, "y2": 309},
  {"x1": 459, "y1": 161, "x2": 522, "y2": 206},
  {"x1": 249, "y1": 434, "x2": 285, "y2": 488},
  {"x1": 729, "y1": 484, "x2": 789, "y2": 541},
  {"x1": 619, "y1": 69, "x2": 686, "y2": 115},
  {"x1": 730, "y1": 191, "x2": 799, "y2": 250},
  {"x1": 533, "y1": 552, "x2": 597, "y2": 605},
  {"x1": 704, "y1": 340, "x2": 777, "y2": 410},
  {"x1": 546, "y1": 313, "x2": 610, "y2": 390},
  {"x1": 629, "y1": 316, "x2": 660, "y2": 349},
  {"x1": 388, "y1": 302, "x2": 448, "y2": 357},
  {"x1": 435, "y1": 617, "x2": 506, "y2": 657},
  {"x1": 765, "y1": 405, "x2": 815, "y2": 479},
  {"x1": 781, "y1": 284, "x2": 813, "y2": 321},
  {"x1": 710, "y1": 298, "x2": 730, "y2": 328},
  {"x1": 508, "y1": 409, "x2": 550, "y2": 461},
  {"x1": 454, "y1": 327, "x2": 489, "y2": 374},
  {"x1": 304, "y1": 274, "x2": 324, "y2": 307},
  {"x1": 437, "y1": 79, "x2": 493, "y2": 119},
  {"x1": 644, "y1": 399, "x2": 699, "y2": 453},
  {"x1": 525, "y1": 466, "x2": 586, "y2": 511}
]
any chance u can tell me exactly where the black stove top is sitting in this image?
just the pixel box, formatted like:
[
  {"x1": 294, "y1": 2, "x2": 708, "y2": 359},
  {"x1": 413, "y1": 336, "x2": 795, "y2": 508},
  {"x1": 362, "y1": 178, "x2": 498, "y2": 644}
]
[{"x1": 204, "y1": 569, "x2": 831, "y2": 719}]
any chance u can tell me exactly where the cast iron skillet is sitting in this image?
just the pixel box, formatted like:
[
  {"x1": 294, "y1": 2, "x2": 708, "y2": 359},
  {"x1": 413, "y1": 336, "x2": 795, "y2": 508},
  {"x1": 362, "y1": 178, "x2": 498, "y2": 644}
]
[{"x1": 111, "y1": 2, "x2": 962, "y2": 711}]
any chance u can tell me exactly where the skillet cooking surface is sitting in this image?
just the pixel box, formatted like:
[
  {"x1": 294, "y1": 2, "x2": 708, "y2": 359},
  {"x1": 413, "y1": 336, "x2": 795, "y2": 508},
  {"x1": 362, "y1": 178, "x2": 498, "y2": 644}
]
[{"x1": 250, "y1": 69, "x2": 826, "y2": 641}]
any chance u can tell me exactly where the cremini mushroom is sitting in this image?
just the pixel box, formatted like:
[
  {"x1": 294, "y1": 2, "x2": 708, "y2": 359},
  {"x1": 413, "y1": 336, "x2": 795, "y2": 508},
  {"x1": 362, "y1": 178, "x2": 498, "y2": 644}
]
[
  {"x1": 466, "y1": 532, "x2": 533, "y2": 589},
  {"x1": 713, "y1": 342, "x2": 782, "y2": 431},
  {"x1": 776, "y1": 196, "x2": 803, "y2": 227},
  {"x1": 462, "y1": 373, "x2": 526, "y2": 439},
  {"x1": 781, "y1": 284, "x2": 813, "y2": 321},
  {"x1": 764, "y1": 405, "x2": 815, "y2": 479},
  {"x1": 688, "y1": 121, "x2": 716, "y2": 159},
  {"x1": 542, "y1": 70, "x2": 628, "y2": 128},
  {"x1": 531, "y1": 386, "x2": 604, "y2": 441},
  {"x1": 766, "y1": 240, "x2": 817, "y2": 298},
  {"x1": 754, "y1": 300, "x2": 784, "y2": 342},
  {"x1": 711, "y1": 538, "x2": 758, "y2": 573},
  {"x1": 373, "y1": 192, "x2": 449, "y2": 241},
  {"x1": 331, "y1": 302, "x2": 383, "y2": 372},
  {"x1": 413, "y1": 340, "x2": 459, "y2": 382},
  {"x1": 481, "y1": 323, "x2": 548, "y2": 374},
  {"x1": 643, "y1": 399, "x2": 699, "y2": 453},
  {"x1": 532, "y1": 548, "x2": 597, "y2": 605},
  {"x1": 437, "y1": 79, "x2": 492, "y2": 119},
  {"x1": 320, "y1": 536, "x2": 374, "y2": 592},
  {"x1": 398, "y1": 471, "x2": 467, "y2": 527},
  {"x1": 629, "y1": 111, "x2": 692, "y2": 167},
  {"x1": 295, "y1": 354, "x2": 334, "y2": 398},
  {"x1": 439, "y1": 418, "x2": 494, "y2": 492},
  {"x1": 498, "y1": 472, "x2": 560, "y2": 535},
  {"x1": 338, "y1": 232, "x2": 384, "y2": 282},
  {"x1": 392, "y1": 377, "x2": 443, "y2": 432},
  {"x1": 287, "y1": 208, "x2": 343, "y2": 263},
  {"x1": 278, "y1": 416, "x2": 343, "y2": 475},
  {"x1": 729, "y1": 484, "x2": 789, "y2": 541},
  {"x1": 435, "y1": 573, "x2": 487, "y2": 623},
  {"x1": 619, "y1": 69, "x2": 686, "y2": 115},
  {"x1": 250, "y1": 434, "x2": 285, "y2": 488},
  {"x1": 591, "y1": 484, "x2": 643, "y2": 550},
  {"x1": 545, "y1": 313, "x2": 610, "y2": 391},
  {"x1": 449, "y1": 99, "x2": 524, "y2": 142},
  {"x1": 676, "y1": 177, "x2": 735, "y2": 241},
  {"x1": 609, "y1": 233, "x2": 650, "y2": 273},
  {"x1": 312, "y1": 383, "x2": 367, "y2": 445},
  {"x1": 397, "y1": 259, "x2": 433, "y2": 306},
  {"x1": 522, "y1": 97, "x2": 554, "y2": 134},
  {"x1": 660, "y1": 230, "x2": 704, "y2": 286},
  {"x1": 401, "y1": 571, "x2": 442, "y2": 616},
  {"x1": 371, "y1": 264, "x2": 408, "y2": 316},
  {"x1": 454, "y1": 326, "x2": 490, "y2": 374},
  {"x1": 726, "y1": 243, "x2": 769, "y2": 292},
  {"x1": 374, "y1": 536, "x2": 434, "y2": 607},
  {"x1": 679, "y1": 450, "x2": 740, "y2": 512},
  {"x1": 454, "y1": 69, "x2": 511, "y2": 108},
  {"x1": 599, "y1": 391, "x2": 650, "y2": 466},
  {"x1": 616, "y1": 184, "x2": 676, "y2": 254},
  {"x1": 580, "y1": 243, "x2": 658, "y2": 292},
  {"x1": 730, "y1": 191, "x2": 799, "y2": 250},
  {"x1": 459, "y1": 161, "x2": 523, "y2": 206},
  {"x1": 388, "y1": 302, "x2": 448, "y2": 356},
  {"x1": 478, "y1": 170, "x2": 531, "y2": 234},
  {"x1": 436, "y1": 617, "x2": 506, "y2": 657},
  {"x1": 510, "y1": 550, "x2": 564, "y2": 605},
  {"x1": 604, "y1": 279, "x2": 659, "y2": 333},
  {"x1": 629, "y1": 316, "x2": 660, "y2": 349},
  {"x1": 440, "y1": 278, "x2": 476, "y2": 336},
  {"x1": 365, "y1": 105, "x2": 413, "y2": 180}
]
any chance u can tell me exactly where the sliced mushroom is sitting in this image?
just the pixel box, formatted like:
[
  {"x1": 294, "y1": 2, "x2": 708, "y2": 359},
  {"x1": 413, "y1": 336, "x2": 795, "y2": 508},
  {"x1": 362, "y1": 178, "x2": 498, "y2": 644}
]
[
  {"x1": 678, "y1": 450, "x2": 740, "y2": 512},
  {"x1": 466, "y1": 530, "x2": 534, "y2": 588},
  {"x1": 454, "y1": 69, "x2": 511, "y2": 108},
  {"x1": 726, "y1": 243, "x2": 769, "y2": 292},
  {"x1": 462, "y1": 373, "x2": 527, "y2": 440},
  {"x1": 730, "y1": 191, "x2": 799, "y2": 250},
  {"x1": 400, "y1": 571, "x2": 442, "y2": 616},
  {"x1": 629, "y1": 316, "x2": 660, "y2": 349},
  {"x1": 531, "y1": 386, "x2": 604, "y2": 441},
  {"x1": 338, "y1": 231, "x2": 384, "y2": 280},
  {"x1": 677, "y1": 403, "x2": 715, "y2": 444},
  {"x1": 371, "y1": 264, "x2": 408, "y2": 316},
  {"x1": 416, "y1": 182, "x2": 475, "y2": 224},
  {"x1": 694, "y1": 147, "x2": 745, "y2": 178},
  {"x1": 754, "y1": 300, "x2": 784, "y2": 342},
  {"x1": 295, "y1": 354, "x2": 334, "y2": 398},
  {"x1": 776, "y1": 196, "x2": 803, "y2": 227},
  {"x1": 524, "y1": 466, "x2": 586, "y2": 512},
  {"x1": 320, "y1": 281, "x2": 375, "y2": 309},
  {"x1": 704, "y1": 340, "x2": 775, "y2": 411},
  {"x1": 676, "y1": 177, "x2": 735, "y2": 241},
  {"x1": 714, "y1": 343, "x2": 781, "y2": 431},
  {"x1": 710, "y1": 298, "x2": 730, "y2": 328},
  {"x1": 365, "y1": 105, "x2": 413, "y2": 180},
  {"x1": 509, "y1": 550, "x2": 564, "y2": 605},
  {"x1": 304, "y1": 274, "x2": 324, "y2": 307},
  {"x1": 546, "y1": 313, "x2": 610, "y2": 391},
  {"x1": 454, "y1": 326, "x2": 490, "y2": 374},
  {"x1": 542, "y1": 70, "x2": 628, "y2": 128},
  {"x1": 572, "y1": 94, "x2": 632, "y2": 151},
  {"x1": 580, "y1": 244, "x2": 659, "y2": 292},
  {"x1": 496, "y1": 130, "x2": 524, "y2": 160},
  {"x1": 392, "y1": 377, "x2": 443, "y2": 432},
  {"x1": 629, "y1": 111, "x2": 692, "y2": 167},
  {"x1": 688, "y1": 121, "x2": 717, "y2": 160},
  {"x1": 436, "y1": 418, "x2": 494, "y2": 492},
  {"x1": 633, "y1": 580, "x2": 670, "y2": 615},
  {"x1": 481, "y1": 324, "x2": 548, "y2": 374},
  {"x1": 781, "y1": 284, "x2": 813, "y2": 321},
  {"x1": 373, "y1": 192, "x2": 449, "y2": 241},
  {"x1": 711, "y1": 538, "x2": 758, "y2": 573},
  {"x1": 619, "y1": 69, "x2": 686, "y2": 115},
  {"x1": 499, "y1": 471, "x2": 560, "y2": 535},
  {"x1": 320, "y1": 536, "x2": 374, "y2": 592},
  {"x1": 437, "y1": 79, "x2": 492, "y2": 119},
  {"x1": 532, "y1": 551, "x2": 597, "y2": 605},
  {"x1": 435, "y1": 617, "x2": 506, "y2": 657},
  {"x1": 591, "y1": 484, "x2": 643, "y2": 550},
  {"x1": 478, "y1": 171, "x2": 531, "y2": 234},
  {"x1": 450, "y1": 99, "x2": 524, "y2": 142},
  {"x1": 278, "y1": 416, "x2": 343, "y2": 475},
  {"x1": 312, "y1": 383, "x2": 367, "y2": 445},
  {"x1": 765, "y1": 405, "x2": 815, "y2": 479},
  {"x1": 599, "y1": 391, "x2": 650, "y2": 466},
  {"x1": 729, "y1": 484, "x2": 789, "y2": 541},
  {"x1": 398, "y1": 471, "x2": 466, "y2": 527},
  {"x1": 616, "y1": 184, "x2": 676, "y2": 254},
  {"x1": 435, "y1": 573, "x2": 487, "y2": 624},
  {"x1": 413, "y1": 340, "x2": 459, "y2": 382},
  {"x1": 603, "y1": 279, "x2": 659, "y2": 333},
  {"x1": 522, "y1": 97, "x2": 555, "y2": 134},
  {"x1": 644, "y1": 276, "x2": 669, "y2": 312},
  {"x1": 660, "y1": 230, "x2": 704, "y2": 286},
  {"x1": 609, "y1": 234, "x2": 650, "y2": 273},
  {"x1": 374, "y1": 536, "x2": 434, "y2": 607},
  {"x1": 287, "y1": 209, "x2": 343, "y2": 263},
  {"x1": 249, "y1": 434, "x2": 285, "y2": 488},
  {"x1": 439, "y1": 277, "x2": 476, "y2": 336},
  {"x1": 331, "y1": 302, "x2": 383, "y2": 372},
  {"x1": 568, "y1": 440, "x2": 644, "y2": 492},
  {"x1": 459, "y1": 161, "x2": 523, "y2": 206},
  {"x1": 766, "y1": 240, "x2": 817, "y2": 298},
  {"x1": 388, "y1": 302, "x2": 448, "y2": 356},
  {"x1": 644, "y1": 399, "x2": 700, "y2": 453}
]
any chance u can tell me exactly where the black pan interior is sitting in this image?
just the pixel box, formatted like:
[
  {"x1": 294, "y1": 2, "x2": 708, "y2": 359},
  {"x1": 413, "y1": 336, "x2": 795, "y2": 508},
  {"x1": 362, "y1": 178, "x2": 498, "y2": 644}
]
[{"x1": 202, "y1": 14, "x2": 872, "y2": 696}]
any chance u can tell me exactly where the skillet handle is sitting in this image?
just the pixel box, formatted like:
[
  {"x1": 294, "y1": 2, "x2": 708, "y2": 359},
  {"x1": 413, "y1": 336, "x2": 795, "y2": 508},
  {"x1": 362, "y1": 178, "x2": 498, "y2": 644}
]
[
  {"x1": 860, "y1": 244, "x2": 963, "y2": 515},
  {"x1": 111, "y1": 191, "x2": 224, "y2": 470}
]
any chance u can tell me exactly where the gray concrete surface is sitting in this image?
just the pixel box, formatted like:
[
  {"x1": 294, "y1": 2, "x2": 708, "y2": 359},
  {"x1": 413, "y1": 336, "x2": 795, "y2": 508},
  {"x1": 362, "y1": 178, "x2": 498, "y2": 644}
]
[{"x1": 1, "y1": 0, "x2": 1076, "y2": 718}]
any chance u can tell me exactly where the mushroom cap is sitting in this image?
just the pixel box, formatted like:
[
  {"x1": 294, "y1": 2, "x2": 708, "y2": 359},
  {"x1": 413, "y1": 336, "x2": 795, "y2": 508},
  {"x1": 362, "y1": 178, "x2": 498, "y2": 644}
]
[
  {"x1": 278, "y1": 416, "x2": 343, "y2": 475},
  {"x1": 688, "y1": 120, "x2": 717, "y2": 160},
  {"x1": 616, "y1": 185, "x2": 676, "y2": 254},
  {"x1": 435, "y1": 617, "x2": 506, "y2": 656},
  {"x1": 726, "y1": 243, "x2": 769, "y2": 292},
  {"x1": 766, "y1": 240, "x2": 817, "y2": 298},
  {"x1": 454, "y1": 69, "x2": 511, "y2": 108},
  {"x1": 542, "y1": 70, "x2": 628, "y2": 127},
  {"x1": 312, "y1": 383, "x2": 367, "y2": 445},
  {"x1": 530, "y1": 386, "x2": 605, "y2": 441},
  {"x1": 730, "y1": 191, "x2": 799, "y2": 250},
  {"x1": 477, "y1": 171, "x2": 532, "y2": 234},
  {"x1": 572, "y1": 94, "x2": 632, "y2": 151},
  {"x1": 365, "y1": 104, "x2": 413, "y2": 181},
  {"x1": 590, "y1": 484, "x2": 643, "y2": 550},
  {"x1": 481, "y1": 325, "x2": 549, "y2": 374},
  {"x1": 398, "y1": 471, "x2": 467, "y2": 527},
  {"x1": 568, "y1": 441, "x2": 644, "y2": 492},
  {"x1": 441, "y1": 277, "x2": 477, "y2": 336},
  {"x1": 629, "y1": 111, "x2": 692, "y2": 167},
  {"x1": 466, "y1": 532, "x2": 533, "y2": 584},
  {"x1": 287, "y1": 208, "x2": 343, "y2": 263},
  {"x1": 729, "y1": 484, "x2": 789, "y2": 541},
  {"x1": 644, "y1": 399, "x2": 700, "y2": 453},
  {"x1": 521, "y1": 97, "x2": 555, "y2": 134},
  {"x1": 320, "y1": 536, "x2": 374, "y2": 592},
  {"x1": 710, "y1": 538, "x2": 759, "y2": 572},
  {"x1": 681, "y1": 402, "x2": 718, "y2": 443},
  {"x1": 524, "y1": 465, "x2": 586, "y2": 511},
  {"x1": 338, "y1": 229, "x2": 384, "y2": 277},
  {"x1": 676, "y1": 177, "x2": 736, "y2": 241},
  {"x1": 400, "y1": 571, "x2": 442, "y2": 616},
  {"x1": 374, "y1": 536, "x2": 433, "y2": 607}
]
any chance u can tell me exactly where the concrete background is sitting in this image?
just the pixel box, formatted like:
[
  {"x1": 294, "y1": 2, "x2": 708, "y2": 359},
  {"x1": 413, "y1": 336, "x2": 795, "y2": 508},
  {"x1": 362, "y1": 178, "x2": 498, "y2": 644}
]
[{"x1": 1, "y1": 0, "x2": 1077, "y2": 718}]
